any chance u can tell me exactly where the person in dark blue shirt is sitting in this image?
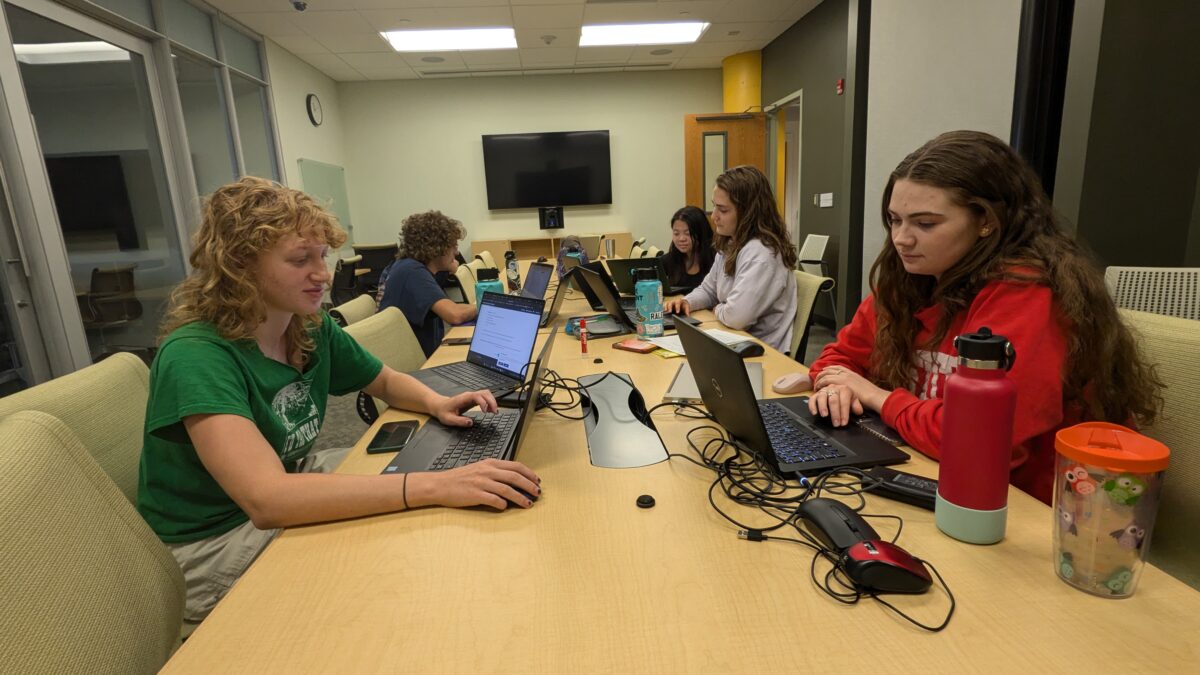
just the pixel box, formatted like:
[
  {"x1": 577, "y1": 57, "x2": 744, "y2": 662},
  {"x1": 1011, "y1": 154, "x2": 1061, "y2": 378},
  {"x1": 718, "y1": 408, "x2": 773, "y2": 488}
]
[{"x1": 378, "y1": 211, "x2": 476, "y2": 356}]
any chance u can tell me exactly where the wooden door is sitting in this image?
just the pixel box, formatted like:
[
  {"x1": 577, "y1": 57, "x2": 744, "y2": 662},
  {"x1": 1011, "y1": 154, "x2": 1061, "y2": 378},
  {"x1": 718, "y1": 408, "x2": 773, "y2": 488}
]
[{"x1": 683, "y1": 113, "x2": 767, "y2": 209}]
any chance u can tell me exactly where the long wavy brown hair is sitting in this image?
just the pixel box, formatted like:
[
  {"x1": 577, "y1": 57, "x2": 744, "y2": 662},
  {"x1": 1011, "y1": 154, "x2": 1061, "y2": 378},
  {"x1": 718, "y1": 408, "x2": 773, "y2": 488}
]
[
  {"x1": 160, "y1": 176, "x2": 347, "y2": 368},
  {"x1": 713, "y1": 165, "x2": 798, "y2": 274},
  {"x1": 869, "y1": 130, "x2": 1160, "y2": 425}
]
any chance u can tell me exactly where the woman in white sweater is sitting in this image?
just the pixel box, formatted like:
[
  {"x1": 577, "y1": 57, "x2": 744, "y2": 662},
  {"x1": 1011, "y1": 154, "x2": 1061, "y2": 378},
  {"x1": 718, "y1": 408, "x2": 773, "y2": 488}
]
[{"x1": 665, "y1": 165, "x2": 798, "y2": 352}]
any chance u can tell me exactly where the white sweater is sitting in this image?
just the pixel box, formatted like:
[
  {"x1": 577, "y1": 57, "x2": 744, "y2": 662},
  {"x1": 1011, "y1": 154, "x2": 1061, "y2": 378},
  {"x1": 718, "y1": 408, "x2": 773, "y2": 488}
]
[{"x1": 684, "y1": 239, "x2": 797, "y2": 352}]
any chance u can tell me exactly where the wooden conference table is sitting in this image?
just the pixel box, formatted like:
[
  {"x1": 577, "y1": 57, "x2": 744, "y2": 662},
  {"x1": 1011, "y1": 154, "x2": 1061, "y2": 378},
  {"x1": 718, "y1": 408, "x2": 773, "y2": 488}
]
[{"x1": 163, "y1": 268, "x2": 1200, "y2": 673}]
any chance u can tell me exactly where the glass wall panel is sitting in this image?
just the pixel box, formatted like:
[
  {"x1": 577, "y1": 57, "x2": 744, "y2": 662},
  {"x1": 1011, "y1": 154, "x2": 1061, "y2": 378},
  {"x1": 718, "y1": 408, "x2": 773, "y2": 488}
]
[
  {"x1": 6, "y1": 4, "x2": 186, "y2": 362},
  {"x1": 91, "y1": 0, "x2": 153, "y2": 29},
  {"x1": 231, "y1": 73, "x2": 278, "y2": 180},
  {"x1": 163, "y1": 0, "x2": 215, "y2": 59},
  {"x1": 173, "y1": 49, "x2": 236, "y2": 196},
  {"x1": 219, "y1": 21, "x2": 262, "y2": 79}
]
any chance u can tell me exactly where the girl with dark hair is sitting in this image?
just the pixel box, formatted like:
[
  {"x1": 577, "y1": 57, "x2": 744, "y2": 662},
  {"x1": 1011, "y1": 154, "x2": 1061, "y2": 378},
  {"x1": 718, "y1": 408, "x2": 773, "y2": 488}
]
[
  {"x1": 775, "y1": 130, "x2": 1161, "y2": 504},
  {"x1": 664, "y1": 166, "x2": 799, "y2": 351},
  {"x1": 661, "y1": 205, "x2": 715, "y2": 290}
]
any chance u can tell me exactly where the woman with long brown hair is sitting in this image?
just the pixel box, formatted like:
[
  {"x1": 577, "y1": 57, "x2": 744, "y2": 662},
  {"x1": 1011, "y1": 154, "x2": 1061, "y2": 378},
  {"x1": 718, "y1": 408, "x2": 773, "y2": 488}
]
[
  {"x1": 665, "y1": 165, "x2": 799, "y2": 351},
  {"x1": 138, "y1": 177, "x2": 540, "y2": 636},
  {"x1": 774, "y1": 130, "x2": 1160, "y2": 503}
]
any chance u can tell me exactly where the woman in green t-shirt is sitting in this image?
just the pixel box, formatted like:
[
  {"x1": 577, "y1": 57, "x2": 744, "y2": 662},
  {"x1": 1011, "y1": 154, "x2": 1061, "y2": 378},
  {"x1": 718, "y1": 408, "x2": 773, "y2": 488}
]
[{"x1": 138, "y1": 177, "x2": 540, "y2": 635}]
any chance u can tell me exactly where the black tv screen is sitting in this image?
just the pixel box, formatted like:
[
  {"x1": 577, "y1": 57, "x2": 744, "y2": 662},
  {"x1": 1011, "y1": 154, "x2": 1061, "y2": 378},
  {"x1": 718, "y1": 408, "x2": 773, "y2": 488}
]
[
  {"x1": 482, "y1": 130, "x2": 612, "y2": 209},
  {"x1": 44, "y1": 154, "x2": 140, "y2": 250}
]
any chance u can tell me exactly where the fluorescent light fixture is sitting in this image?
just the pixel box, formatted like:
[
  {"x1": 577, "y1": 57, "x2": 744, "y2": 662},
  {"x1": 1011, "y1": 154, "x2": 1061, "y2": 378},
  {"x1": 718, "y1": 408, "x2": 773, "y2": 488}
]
[
  {"x1": 580, "y1": 22, "x2": 709, "y2": 47},
  {"x1": 380, "y1": 27, "x2": 516, "y2": 52},
  {"x1": 13, "y1": 41, "x2": 129, "y2": 64}
]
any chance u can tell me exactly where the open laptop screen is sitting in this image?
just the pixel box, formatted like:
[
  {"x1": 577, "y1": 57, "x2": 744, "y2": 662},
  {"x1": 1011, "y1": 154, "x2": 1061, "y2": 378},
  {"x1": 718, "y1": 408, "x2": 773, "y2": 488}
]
[
  {"x1": 467, "y1": 293, "x2": 543, "y2": 380},
  {"x1": 521, "y1": 262, "x2": 553, "y2": 299}
]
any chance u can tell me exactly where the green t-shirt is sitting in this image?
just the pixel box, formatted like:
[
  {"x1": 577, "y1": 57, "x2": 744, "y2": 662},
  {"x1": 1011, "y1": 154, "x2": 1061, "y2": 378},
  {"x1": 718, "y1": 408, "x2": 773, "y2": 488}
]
[{"x1": 136, "y1": 314, "x2": 383, "y2": 543}]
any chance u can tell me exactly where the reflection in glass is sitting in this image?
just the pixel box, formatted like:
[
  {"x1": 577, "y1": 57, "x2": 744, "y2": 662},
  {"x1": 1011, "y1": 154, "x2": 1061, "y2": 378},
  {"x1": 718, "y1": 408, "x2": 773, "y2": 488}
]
[
  {"x1": 703, "y1": 132, "x2": 727, "y2": 211},
  {"x1": 231, "y1": 74, "x2": 278, "y2": 180},
  {"x1": 173, "y1": 50, "x2": 236, "y2": 196},
  {"x1": 7, "y1": 5, "x2": 186, "y2": 363},
  {"x1": 219, "y1": 22, "x2": 262, "y2": 79}
]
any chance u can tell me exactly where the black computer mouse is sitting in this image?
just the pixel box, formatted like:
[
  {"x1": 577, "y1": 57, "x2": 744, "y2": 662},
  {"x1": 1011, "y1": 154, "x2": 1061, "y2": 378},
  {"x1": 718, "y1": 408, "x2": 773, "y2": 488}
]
[
  {"x1": 504, "y1": 487, "x2": 539, "y2": 509},
  {"x1": 841, "y1": 540, "x2": 932, "y2": 594},
  {"x1": 730, "y1": 340, "x2": 764, "y2": 358}
]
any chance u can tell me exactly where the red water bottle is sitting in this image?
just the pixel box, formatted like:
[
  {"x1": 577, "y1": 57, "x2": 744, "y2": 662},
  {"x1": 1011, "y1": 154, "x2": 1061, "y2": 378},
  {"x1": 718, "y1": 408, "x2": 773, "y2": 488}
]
[{"x1": 935, "y1": 327, "x2": 1017, "y2": 544}]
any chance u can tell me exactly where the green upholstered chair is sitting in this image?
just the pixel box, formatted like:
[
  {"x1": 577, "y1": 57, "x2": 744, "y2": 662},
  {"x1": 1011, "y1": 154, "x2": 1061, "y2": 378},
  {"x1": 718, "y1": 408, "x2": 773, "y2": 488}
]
[
  {"x1": 0, "y1": 411, "x2": 183, "y2": 673},
  {"x1": 789, "y1": 270, "x2": 835, "y2": 361},
  {"x1": 1120, "y1": 309, "x2": 1200, "y2": 589},
  {"x1": 0, "y1": 352, "x2": 148, "y2": 504},
  {"x1": 343, "y1": 307, "x2": 427, "y2": 424}
]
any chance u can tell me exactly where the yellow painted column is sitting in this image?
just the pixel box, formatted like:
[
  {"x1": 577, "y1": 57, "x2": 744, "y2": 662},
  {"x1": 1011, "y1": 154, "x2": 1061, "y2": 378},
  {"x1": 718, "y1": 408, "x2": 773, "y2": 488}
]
[{"x1": 721, "y1": 51, "x2": 761, "y2": 113}]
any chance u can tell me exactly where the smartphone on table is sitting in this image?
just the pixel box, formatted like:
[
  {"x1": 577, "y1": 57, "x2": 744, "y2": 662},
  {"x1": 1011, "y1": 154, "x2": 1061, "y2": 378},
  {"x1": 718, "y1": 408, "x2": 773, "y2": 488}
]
[
  {"x1": 441, "y1": 337, "x2": 473, "y2": 346},
  {"x1": 365, "y1": 420, "x2": 420, "y2": 454}
]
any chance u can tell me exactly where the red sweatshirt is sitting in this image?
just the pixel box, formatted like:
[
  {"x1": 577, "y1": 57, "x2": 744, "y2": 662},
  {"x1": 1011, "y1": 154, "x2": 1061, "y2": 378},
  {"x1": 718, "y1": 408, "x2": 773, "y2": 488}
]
[{"x1": 809, "y1": 279, "x2": 1070, "y2": 504}]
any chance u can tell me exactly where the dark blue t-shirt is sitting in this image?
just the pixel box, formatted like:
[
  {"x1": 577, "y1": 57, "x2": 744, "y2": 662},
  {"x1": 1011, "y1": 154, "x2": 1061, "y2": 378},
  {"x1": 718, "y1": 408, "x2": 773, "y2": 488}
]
[{"x1": 378, "y1": 258, "x2": 446, "y2": 357}]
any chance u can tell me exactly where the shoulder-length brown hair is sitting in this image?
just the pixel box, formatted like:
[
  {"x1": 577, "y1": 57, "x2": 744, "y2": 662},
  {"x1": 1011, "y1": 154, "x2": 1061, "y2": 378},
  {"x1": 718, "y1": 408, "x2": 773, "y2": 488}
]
[
  {"x1": 869, "y1": 130, "x2": 1160, "y2": 425},
  {"x1": 713, "y1": 165, "x2": 798, "y2": 274},
  {"x1": 160, "y1": 176, "x2": 347, "y2": 368},
  {"x1": 399, "y1": 210, "x2": 465, "y2": 264}
]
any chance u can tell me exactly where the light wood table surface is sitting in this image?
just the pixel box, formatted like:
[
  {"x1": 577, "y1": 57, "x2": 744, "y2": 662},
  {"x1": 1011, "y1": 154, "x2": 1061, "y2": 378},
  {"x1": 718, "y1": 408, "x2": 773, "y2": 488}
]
[{"x1": 163, "y1": 266, "x2": 1200, "y2": 673}]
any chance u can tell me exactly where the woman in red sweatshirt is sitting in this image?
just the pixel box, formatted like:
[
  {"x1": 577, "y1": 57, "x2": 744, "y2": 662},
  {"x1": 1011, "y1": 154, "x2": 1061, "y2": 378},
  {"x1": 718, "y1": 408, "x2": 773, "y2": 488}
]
[{"x1": 777, "y1": 131, "x2": 1161, "y2": 504}]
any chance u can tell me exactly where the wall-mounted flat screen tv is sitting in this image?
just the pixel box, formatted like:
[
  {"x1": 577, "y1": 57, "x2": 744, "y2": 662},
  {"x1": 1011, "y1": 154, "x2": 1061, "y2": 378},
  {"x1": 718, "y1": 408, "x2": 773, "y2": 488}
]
[{"x1": 482, "y1": 130, "x2": 612, "y2": 209}]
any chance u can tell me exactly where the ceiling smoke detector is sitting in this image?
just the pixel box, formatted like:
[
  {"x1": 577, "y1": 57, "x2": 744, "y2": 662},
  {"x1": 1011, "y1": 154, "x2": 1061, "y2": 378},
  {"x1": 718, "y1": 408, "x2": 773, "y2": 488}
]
[{"x1": 540, "y1": 34, "x2": 556, "y2": 45}]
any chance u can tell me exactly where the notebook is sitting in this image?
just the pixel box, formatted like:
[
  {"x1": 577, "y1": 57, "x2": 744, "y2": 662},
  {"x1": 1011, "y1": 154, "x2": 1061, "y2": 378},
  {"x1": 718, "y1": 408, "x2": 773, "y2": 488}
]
[
  {"x1": 674, "y1": 320, "x2": 908, "y2": 476},
  {"x1": 384, "y1": 330, "x2": 556, "y2": 473},
  {"x1": 408, "y1": 292, "x2": 544, "y2": 397}
]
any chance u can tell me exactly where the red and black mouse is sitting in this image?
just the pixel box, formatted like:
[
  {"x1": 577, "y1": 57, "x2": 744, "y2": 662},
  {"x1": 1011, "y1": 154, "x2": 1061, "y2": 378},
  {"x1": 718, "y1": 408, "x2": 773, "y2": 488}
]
[{"x1": 841, "y1": 539, "x2": 932, "y2": 594}]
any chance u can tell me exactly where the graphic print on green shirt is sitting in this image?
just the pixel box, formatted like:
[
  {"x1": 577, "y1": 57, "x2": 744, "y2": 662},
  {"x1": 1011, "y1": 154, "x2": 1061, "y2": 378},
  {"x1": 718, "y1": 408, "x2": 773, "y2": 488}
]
[{"x1": 136, "y1": 314, "x2": 383, "y2": 543}]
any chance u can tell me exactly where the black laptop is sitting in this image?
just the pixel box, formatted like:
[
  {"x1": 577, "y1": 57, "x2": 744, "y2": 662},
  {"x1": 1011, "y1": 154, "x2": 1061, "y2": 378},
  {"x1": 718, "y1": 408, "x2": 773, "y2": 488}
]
[
  {"x1": 538, "y1": 267, "x2": 575, "y2": 327},
  {"x1": 606, "y1": 257, "x2": 694, "y2": 297},
  {"x1": 520, "y1": 261, "x2": 553, "y2": 300},
  {"x1": 408, "y1": 292, "x2": 544, "y2": 396},
  {"x1": 574, "y1": 265, "x2": 699, "y2": 333},
  {"x1": 674, "y1": 320, "x2": 908, "y2": 476},
  {"x1": 383, "y1": 330, "x2": 556, "y2": 473}
]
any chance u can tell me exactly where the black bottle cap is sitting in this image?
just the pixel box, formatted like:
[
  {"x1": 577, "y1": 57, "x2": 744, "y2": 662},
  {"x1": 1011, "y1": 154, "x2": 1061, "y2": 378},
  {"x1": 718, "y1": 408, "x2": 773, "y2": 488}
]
[
  {"x1": 476, "y1": 267, "x2": 499, "y2": 281},
  {"x1": 953, "y1": 326, "x2": 1016, "y2": 370},
  {"x1": 633, "y1": 267, "x2": 658, "y2": 281},
  {"x1": 504, "y1": 250, "x2": 515, "y2": 259}
]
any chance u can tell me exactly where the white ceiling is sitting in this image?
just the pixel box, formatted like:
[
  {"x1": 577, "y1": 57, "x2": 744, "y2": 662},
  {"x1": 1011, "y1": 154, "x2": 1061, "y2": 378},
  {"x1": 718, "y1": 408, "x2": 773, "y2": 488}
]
[{"x1": 202, "y1": 0, "x2": 821, "y2": 81}]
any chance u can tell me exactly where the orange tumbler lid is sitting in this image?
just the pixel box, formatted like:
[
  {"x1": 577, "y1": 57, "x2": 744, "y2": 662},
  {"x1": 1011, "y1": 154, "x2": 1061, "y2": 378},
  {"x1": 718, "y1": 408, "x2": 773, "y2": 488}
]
[{"x1": 1055, "y1": 422, "x2": 1170, "y2": 473}]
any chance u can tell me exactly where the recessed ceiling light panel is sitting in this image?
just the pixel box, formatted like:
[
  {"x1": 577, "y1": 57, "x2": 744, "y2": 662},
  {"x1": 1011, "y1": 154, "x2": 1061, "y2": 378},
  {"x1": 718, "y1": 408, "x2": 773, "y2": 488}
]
[
  {"x1": 381, "y1": 27, "x2": 516, "y2": 52},
  {"x1": 580, "y1": 22, "x2": 709, "y2": 47}
]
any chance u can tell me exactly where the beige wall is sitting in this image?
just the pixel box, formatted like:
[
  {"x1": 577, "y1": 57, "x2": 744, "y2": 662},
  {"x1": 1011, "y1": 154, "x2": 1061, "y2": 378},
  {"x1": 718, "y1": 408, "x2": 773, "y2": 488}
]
[
  {"x1": 337, "y1": 69, "x2": 722, "y2": 253},
  {"x1": 862, "y1": 0, "x2": 1022, "y2": 294},
  {"x1": 265, "y1": 39, "x2": 348, "y2": 189}
]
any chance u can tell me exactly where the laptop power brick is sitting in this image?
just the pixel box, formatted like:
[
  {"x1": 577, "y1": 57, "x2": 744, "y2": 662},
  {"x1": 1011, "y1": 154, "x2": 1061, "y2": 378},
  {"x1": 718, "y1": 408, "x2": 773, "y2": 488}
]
[{"x1": 863, "y1": 466, "x2": 937, "y2": 511}]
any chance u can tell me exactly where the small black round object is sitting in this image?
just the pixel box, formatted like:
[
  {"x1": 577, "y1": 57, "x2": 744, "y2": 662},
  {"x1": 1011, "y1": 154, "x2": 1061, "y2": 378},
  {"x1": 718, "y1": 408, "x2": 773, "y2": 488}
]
[
  {"x1": 593, "y1": 357, "x2": 604, "y2": 364},
  {"x1": 636, "y1": 494, "x2": 656, "y2": 509}
]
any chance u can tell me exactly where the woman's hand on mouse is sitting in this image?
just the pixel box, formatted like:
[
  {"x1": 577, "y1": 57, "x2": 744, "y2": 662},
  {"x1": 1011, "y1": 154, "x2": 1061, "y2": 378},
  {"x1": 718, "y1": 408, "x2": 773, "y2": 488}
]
[
  {"x1": 663, "y1": 298, "x2": 690, "y2": 316},
  {"x1": 808, "y1": 367, "x2": 889, "y2": 426}
]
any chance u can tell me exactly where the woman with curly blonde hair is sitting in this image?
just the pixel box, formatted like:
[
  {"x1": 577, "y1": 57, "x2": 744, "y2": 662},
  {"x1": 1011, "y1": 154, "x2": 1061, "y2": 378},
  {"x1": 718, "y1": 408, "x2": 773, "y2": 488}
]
[
  {"x1": 139, "y1": 178, "x2": 540, "y2": 636},
  {"x1": 378, "y1": 210, "x2": 477, "y2": 356}
]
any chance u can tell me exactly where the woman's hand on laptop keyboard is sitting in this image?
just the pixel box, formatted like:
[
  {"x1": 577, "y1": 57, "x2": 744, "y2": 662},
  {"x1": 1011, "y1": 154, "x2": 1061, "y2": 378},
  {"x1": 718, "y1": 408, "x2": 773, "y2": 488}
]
[
  {"x1": 432, "y1": 390, "x2": 499, "y2": 427},
  {"x1": 412, "y1": 458, "x2": 541, "y2": 510}
]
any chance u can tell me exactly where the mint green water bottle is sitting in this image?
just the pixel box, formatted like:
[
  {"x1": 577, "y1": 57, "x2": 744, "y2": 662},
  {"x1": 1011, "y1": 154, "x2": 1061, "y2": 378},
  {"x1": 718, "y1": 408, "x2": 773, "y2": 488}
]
[
  {"x1": 474, "y1": 267, "x2": 503, "y2": 307},
  {"x1": 633, "y1": 267, "x2": 664, "y2": 338}
]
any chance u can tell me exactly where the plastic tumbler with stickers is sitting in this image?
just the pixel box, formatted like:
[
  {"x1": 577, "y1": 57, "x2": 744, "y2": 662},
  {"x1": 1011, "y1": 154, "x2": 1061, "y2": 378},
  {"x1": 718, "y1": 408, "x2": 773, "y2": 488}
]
[{"x1": 1053, "y1": 422, "x2": 1170, "y2": 597}]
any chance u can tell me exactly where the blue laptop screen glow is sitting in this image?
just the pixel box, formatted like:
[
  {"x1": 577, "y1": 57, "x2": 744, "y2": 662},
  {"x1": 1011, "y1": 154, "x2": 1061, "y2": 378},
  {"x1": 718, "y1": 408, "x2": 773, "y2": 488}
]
[{"x1": 467, "y1": 294, "x2": 542, "y2": 379}]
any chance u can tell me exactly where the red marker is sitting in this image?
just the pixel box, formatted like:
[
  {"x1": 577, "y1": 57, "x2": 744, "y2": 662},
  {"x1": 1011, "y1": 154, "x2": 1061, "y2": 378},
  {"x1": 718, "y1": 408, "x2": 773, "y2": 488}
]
[{"x1": 579, "y1": 318, "x2": 588, "y2": 356}]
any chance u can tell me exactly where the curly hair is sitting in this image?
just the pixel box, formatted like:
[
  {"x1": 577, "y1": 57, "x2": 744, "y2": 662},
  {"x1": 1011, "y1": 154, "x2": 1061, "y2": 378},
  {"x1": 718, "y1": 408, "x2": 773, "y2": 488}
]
[
  {"x1": 713, "y1": 165, "x2": 798, "y2": 274},
  {"x1": 869, "y1": 130, "x2": 1161, "y2": 426},
  {"x1": 160, "y1": 176, "x2": 347, "y2": 368},
  {"x1": 398, "y1": 211, "x2": 465, "y2": 263}
]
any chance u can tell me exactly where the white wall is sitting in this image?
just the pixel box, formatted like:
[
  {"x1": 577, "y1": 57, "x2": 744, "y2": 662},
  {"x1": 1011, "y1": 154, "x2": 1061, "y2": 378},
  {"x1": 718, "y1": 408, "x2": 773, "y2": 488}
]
[
  {"x1": 265, "y1": 39, "x2": 348, "y2": 189},
  {"x1": 862, "y1": 0, "x2": 1022, "y2": 295},
  {"x1": 337, "y1": 69, "x2": 722, "y2": 254}
]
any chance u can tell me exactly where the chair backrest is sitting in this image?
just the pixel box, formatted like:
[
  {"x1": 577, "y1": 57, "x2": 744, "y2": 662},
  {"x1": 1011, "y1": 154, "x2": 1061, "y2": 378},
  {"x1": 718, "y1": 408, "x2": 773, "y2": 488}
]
[
  {"x1": 454, "y1": 265, "x2": 477, "y2": 305},
  {"x1": 629, "y1": 237, "x2": 646, "y2": 257},
  {"x1": 475, "y1": 251, "x2": 497, "y2": 269},
  {"x1": 0, "y1": 352, "x2": 148, "y2": 504},
  {"x1": 578, "y1": 234, "x2": 602, "y2": 260},
  {"x1": 343, "y1": 308, "x2": 427, "y2": 420},
  {"x1": 331, "y1": 255, "x2": 362, "y2": 306},
  {"x1": 646, "y1": 245, "x2": 663, "y2": 258},
  {"x1": 0, "y1": 411, "x2": 183, "y2": 673},
  {"x1": 798, "y1": 234, "x2": 830, "y2": 276},
  {"x1": 329, "y1": 293, "x2": 377, "y2": 327},
  {"x1": 790, "y1": 270, "x2": 835, "y2": 360},
  {"x1": 1119, "y1": 309, "x2": 1200, "y2": 589},
  {"x1": 352, "y1": 243, "x2": 399, "y2": 289},
  {"x1": 90, "y1": 266, "x2": 143, "y2": 322},
  {"x1": 629, "y1": 245, "x2": 645, "y2": 259},
  {"x1": 1105, "y1": 266, "x2": 1200, "y2": 320},
  {"x1": 465, "y1": 258, "x2": 486, "y2": 283}
]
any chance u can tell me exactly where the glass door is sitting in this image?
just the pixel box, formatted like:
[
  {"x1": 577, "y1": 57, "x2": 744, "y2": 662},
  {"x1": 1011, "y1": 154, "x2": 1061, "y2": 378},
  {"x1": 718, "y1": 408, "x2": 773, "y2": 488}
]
[
  {"x1": 0, "y1": 0, "x2": 190, "y2": 374},
  {"x1": 0, "y1": 166, "x2": 50, "y2": 395}
]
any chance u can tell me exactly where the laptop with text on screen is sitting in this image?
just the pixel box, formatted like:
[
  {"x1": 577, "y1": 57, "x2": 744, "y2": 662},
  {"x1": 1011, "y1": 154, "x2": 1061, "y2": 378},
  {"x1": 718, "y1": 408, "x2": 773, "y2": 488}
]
[
  {"x1": 407, "y1": 292, "x2": 544, "y2": 397},
  {"x1": 674, "y1": 320, "x2": 908, "y2": 476}
]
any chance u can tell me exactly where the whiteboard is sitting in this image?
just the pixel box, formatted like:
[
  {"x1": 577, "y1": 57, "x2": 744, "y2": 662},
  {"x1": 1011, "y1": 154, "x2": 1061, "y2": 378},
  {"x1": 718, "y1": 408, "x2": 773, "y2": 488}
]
[{"x1": 297, "y1": 158, "x2": 352, "y2": 240}]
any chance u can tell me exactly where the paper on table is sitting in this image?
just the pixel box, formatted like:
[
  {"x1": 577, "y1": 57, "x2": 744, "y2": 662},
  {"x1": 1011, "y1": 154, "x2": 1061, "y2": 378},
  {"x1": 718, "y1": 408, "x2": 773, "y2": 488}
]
[{"x1": 647, "y1": 328, "x2": 749, "y2": 355}]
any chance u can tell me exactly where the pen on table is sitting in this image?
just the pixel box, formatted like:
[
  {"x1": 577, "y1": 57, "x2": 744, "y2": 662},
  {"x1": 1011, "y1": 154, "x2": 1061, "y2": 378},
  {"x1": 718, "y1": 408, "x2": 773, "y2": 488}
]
[{"x1": 579, "y1": 318, "x2": 588, "y2": 357}]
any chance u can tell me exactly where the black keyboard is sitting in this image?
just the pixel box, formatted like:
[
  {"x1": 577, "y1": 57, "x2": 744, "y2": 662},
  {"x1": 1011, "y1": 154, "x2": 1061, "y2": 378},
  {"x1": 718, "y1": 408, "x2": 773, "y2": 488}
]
[
  {"x1": 436, "y1": 361, "x2": 514, "y2": 391},
  {"x1": 428, "y1": 412, "x2": 519, "y2": 470},
  {"x1": 758, "y1": 401, "x2": 846, "y2": 465}
]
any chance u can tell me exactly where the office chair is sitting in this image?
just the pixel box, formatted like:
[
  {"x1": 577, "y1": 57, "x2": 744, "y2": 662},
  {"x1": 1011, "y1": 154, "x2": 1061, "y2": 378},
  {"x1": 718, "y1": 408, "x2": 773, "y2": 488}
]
[
  {"x1": 79, "y1": 265, "x2": 147, "y2": 358},
  {"x1": 351, "y1": 243, "x2": 399, "y2": 294},
  {"x1": 331, "y1": 255, "x2": 364, "y2": 306},
  {"x1": 645, "y1": 245, "x2": 663, "y2": 258},
  {"x1": 343, "y1": 308, "x2": 427, "y2": 424},
  {"x1": 628, "y1": 237, "x2": 646, "y2": 258},
  {"x1": 0, "y1": 352, "x2": 148, "y2": 504},
  {"x1": 798, "y1": 234, "x2": 838, "y2": 327},
  {"x1": 789, "y1": 270, "x2": 836, "y2": 361},
  {"x1": 1120, "y1": 309, "x2": 1200, "y2": 589},
  {"x1": 475, "y1": 250, "x2": 498, "y2": 270},
  {"x1": 1105, "y1": 266, "x2": 1199, "y2": 320},
  {"x1": 454, "y1": 265, "x2": 477, "y2": 305},
  {"x1": 0, "y1": 411, "x2": 184, "y2": 673},
  {"x1": 329, "y1": 294, "x2": 377, "y2": 327}
]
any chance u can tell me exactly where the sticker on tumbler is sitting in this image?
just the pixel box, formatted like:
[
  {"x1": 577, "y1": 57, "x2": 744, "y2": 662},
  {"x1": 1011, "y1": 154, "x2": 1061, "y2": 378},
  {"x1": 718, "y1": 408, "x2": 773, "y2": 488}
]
[
  {"x1": 1063, "y1": 465, "x2": 1097, "y2": 495},
  {"x1": 1058, "y1": 552, "x2": 1075, "y2": 579},
  {"x1": 1109, "y1": 522, "x2": 1147, "y2": 551},
  {"x1": 1102, "y1": 474, "x2": 1146, "y2": 506},
  {"x1": 1103, "y1": 567, "x2": 1134, "y2": 595},
  {"x1": 1057, "y1": 505, "x2": 1078, "y2": 536}
]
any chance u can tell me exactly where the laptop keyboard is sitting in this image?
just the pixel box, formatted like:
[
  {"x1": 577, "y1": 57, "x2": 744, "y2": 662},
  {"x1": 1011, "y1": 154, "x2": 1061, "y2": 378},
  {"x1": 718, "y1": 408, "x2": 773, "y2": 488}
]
[
  {"x1": 428, "y1": 412, "x2": 519, "y2": 470},
  {"x1": 758, "y1": 401, "x2": 847, "y2": 465},
  {"x1": 436, "y1": 361, "x2": 514, "y2": 391}
]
